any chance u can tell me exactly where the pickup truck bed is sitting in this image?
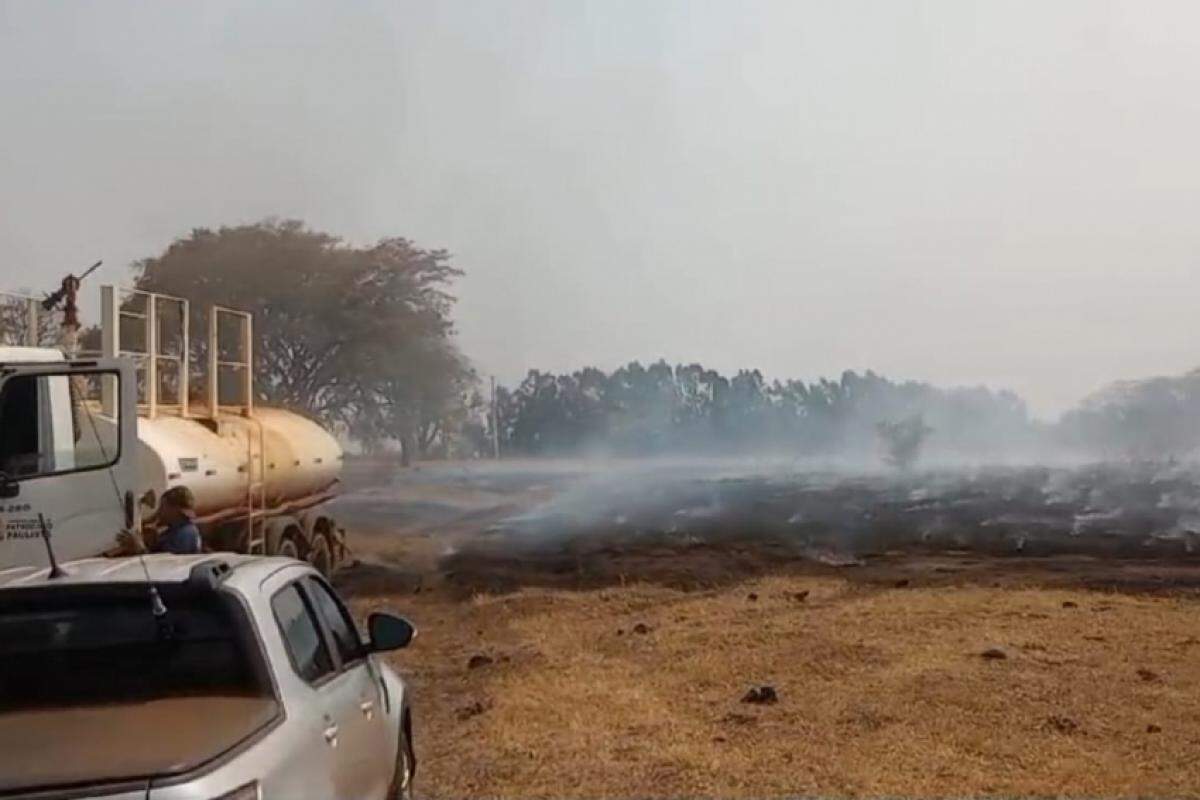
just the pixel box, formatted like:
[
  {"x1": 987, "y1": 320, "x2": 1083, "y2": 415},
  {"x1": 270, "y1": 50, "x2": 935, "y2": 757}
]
[{"x1": 0, "y1": 695, "x2": 279, "y2": 794}]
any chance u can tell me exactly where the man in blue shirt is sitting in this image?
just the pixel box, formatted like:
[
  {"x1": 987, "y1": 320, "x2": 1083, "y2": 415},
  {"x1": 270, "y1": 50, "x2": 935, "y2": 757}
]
[
  {"x1": 150, "y1": 486, "x2": 202, "y2": 554},
  {"x1": 117, "y1": 486, "x2": 202, "y2": 555}
]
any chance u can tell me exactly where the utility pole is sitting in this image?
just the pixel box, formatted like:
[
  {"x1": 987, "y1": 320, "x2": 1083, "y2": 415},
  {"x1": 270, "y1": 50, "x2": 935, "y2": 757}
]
[{"x1": 490, "y1": 375, "x2": 500, "y2": 460}]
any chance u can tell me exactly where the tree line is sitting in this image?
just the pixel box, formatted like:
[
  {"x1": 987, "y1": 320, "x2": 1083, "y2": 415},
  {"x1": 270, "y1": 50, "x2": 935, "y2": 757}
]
[
  {"x1": 490, "y1": 362, "x2": 1200, "y2": 463},
  {"x1": 5, "y1": 218, "x2": 1198, "y2": 465},
  {"x1": 115, "y1": 220, "x2": 1040, "y2": 464},
  {"x1": 488, "y1": 364, "x2": 1035, "y2": 461}
]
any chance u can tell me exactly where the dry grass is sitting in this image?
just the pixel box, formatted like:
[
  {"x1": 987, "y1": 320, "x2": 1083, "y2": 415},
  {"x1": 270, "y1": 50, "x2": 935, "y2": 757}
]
[{"x1": 364, "y1": 576, "x2": 1200, "y2": 798}]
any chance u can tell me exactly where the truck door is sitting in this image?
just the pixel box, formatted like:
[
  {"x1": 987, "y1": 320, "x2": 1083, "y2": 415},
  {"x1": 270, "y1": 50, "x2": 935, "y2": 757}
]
[
  {"x1": 303, "y1": 576, "x2": 392, "y2": 799},
  {"x1": 0, "y1": 360, "x2": 138, "y2": 570},
  {"x1": 267, "y1": 578, "x2": 345, "y2": 799}
]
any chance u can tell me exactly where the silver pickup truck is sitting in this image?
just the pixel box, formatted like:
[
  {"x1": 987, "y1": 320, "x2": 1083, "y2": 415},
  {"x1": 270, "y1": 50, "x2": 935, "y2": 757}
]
[{"x1": 0, "y1": 554, "x2": 417, "y2": 799}]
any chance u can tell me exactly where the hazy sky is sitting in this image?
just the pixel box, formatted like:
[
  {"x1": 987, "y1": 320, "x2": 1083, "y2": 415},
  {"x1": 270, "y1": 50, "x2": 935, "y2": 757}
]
[{"x1": 3, "y1": 1, "x2": 1200, "y2": 418}]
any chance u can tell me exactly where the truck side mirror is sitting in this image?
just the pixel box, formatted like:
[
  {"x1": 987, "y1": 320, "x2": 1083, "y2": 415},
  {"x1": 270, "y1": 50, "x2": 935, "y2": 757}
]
[
  {"x1": 367, "y1": 612, "x2": 416, "y2": 652},
  {"x1": 0, "y1": 472, "x2": 18, "y2": 499}
]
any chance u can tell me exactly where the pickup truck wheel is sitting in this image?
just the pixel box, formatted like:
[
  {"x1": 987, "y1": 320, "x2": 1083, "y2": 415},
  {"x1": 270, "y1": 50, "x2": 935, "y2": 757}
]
[{"x1": 307, "y1": 532, "x2": 333, "y2": 578}]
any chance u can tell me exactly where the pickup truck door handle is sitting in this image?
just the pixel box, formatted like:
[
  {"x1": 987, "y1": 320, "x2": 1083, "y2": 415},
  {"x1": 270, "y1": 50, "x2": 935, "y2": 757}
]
[
  {"x1": 360, "y1": 700, "x2": 375, "y2": 719},
  {"x1": 323, "y1": 724, "x2": 339, "y2": 746}
]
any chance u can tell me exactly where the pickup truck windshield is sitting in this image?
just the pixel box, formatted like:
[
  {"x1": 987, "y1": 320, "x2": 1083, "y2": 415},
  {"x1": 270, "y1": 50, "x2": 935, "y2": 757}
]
[{"x1": 0, "y1": 585, "x2": 269, "y2": 710}]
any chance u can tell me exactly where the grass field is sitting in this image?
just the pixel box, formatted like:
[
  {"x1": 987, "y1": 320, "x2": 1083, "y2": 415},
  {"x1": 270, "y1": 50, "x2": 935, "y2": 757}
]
[
  {"x1": 352, "y1": 567, "x2": 1200, "y2": 798},
  {"x1": 336, "y1": 460, "x2": 1200, "y2": 797}
]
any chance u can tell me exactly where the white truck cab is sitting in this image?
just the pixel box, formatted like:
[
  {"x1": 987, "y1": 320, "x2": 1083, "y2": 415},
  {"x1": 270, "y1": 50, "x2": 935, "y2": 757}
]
[{"x1": 0, "y1": 354, "x2": 139, "y2": 570}]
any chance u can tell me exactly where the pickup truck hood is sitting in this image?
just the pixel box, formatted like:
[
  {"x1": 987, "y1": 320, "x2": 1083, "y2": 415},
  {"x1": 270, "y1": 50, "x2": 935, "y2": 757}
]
[{"x1": 0, "y1": 695, "x2": 279, "y2": 795}]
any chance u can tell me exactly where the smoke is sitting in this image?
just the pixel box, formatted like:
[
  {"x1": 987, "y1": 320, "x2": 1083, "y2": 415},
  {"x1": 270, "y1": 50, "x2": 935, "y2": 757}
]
[
  {"x1": 491, "y1": 365, "x2": 1046, "y2": 465},
  {"x1": 327, "y1": 358, "x2": 1200, "y2": 591},
  {"x1": 484, "y1": 360, "x2": 1200, "y2": 475},
  {"x1": 1057, "y1": 369, "x2": 1200, "y2": 460},
  {"x1": 484, "y1": 458, "x2": 1200, "y2": 561}
]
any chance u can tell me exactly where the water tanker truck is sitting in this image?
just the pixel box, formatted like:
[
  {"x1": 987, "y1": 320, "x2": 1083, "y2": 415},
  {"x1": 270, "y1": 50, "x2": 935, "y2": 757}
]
[{"x1": 0, "y1": 285, "x2": 347, "y2": 574}]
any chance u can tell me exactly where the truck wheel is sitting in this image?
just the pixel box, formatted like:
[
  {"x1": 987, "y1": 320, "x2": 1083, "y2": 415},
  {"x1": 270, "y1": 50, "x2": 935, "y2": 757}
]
[
  {"x1": 265, "y1": 518, "x2": 304, "y2": 561},
  {"x1": 307, "y1": 531, "x2": 334, "y2": 578},
  {"x1": 275, "y1": 534, "x2": 302, "y2": 561}
]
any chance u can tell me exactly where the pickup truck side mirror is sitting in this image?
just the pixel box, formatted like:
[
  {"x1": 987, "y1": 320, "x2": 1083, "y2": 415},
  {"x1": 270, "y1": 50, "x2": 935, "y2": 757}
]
[
  {"x1": 0, "y1": 472, "x2": 18, "y2": 499},
  {"x1": 367, "y1": 612, "x2": 416, "y2": 652}
]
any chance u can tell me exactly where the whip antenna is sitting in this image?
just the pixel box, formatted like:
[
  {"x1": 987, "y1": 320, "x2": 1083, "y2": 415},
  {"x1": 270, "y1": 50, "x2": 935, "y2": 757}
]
[{"x1": 36, "y1": 513, "x2": 65, "y2": 580}]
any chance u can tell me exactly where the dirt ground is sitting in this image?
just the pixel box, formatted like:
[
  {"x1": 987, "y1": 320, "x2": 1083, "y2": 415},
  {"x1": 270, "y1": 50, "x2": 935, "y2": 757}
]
[{"x1": 332, "y1": 460, "x2": 1200, "y2": 798}]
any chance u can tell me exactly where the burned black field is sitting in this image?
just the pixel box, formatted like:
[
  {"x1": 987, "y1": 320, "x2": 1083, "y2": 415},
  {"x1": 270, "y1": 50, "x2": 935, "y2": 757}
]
[{"x1": 409, "y1": 460, "x2": 1200, "y2": 595}]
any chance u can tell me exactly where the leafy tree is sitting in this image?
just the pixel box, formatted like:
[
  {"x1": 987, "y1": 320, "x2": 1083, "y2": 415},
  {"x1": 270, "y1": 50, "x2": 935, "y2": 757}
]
[
  {"x1": 1058, "y1": 370, "x2": 1200, "y2": 459},
  {"x1": 350, "y1": 337, "x2": 476, "y2": 462},
  {"x1": 0, "y1": 293, "x2": 56, "y2": 347},
  {"x1": 132, "y1": 220, "x2": 472, "y2": 459},
  {"x1": 876, "y1": 414, "x2": 933, "y2": 470}
]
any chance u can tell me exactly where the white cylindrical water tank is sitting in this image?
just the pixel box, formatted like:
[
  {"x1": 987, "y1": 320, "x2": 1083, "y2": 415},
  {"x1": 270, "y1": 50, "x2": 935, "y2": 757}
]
[{"x1": 136, "y1": 408, "x2": 342, "y2": 519}]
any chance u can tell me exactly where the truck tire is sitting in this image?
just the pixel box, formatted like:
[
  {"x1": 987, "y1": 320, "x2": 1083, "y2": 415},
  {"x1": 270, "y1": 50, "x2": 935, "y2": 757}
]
[
  {"x1": 264, "y1": 517, "x2": 304, "y2": 560},
  {"x1": 275, "y1": 533, "x2": 302, "y2": 561},
  {"x1": 307, "y1": 531, "x2": 334, "y2": 578}
]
